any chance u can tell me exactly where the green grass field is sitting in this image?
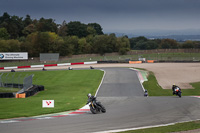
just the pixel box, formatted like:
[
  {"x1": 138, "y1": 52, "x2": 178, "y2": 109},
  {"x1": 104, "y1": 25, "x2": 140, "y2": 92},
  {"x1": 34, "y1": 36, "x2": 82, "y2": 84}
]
[{"x1": 0, "y1": 70, "x2": 103, "y2": 119}]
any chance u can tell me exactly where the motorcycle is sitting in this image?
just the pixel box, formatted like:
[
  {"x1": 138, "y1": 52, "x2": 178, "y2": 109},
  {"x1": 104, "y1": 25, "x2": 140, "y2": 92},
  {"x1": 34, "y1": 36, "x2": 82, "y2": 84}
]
[
  {"x1": 88, "y1": 100, "x2": 106, "y2": 114},
  {"x1": 173, "y1": 88, "x2": 182, "y2": 98}
]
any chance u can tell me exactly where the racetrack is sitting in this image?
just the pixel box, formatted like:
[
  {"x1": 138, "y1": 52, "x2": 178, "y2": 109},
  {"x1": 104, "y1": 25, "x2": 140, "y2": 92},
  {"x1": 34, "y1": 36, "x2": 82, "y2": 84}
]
[{"x1": 1, "y1": 67, "x2": 200, "y2": 133}]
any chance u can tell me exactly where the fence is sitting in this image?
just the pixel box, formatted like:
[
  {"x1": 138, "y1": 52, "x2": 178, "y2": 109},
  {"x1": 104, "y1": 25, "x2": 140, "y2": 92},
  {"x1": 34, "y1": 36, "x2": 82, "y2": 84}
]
[
  {"x1": 40, "y1": 53, "x2": 59, "y2": 62},
  {"x1": 0, "y1": 73, "x2": 34, "y2": 93},
  {"x1": 23, "y1": 75, "x2": 34, "y2": 92}
]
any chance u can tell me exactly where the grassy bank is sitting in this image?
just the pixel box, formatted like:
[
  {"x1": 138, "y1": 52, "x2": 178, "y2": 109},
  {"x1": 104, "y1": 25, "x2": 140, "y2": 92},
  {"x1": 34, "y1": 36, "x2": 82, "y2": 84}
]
[
  {"x1": 121, "y1": 120, "x2": 200, "y2": 133},
  {"x1": 0, "y1": 70, "x2": 103, "y2": 119},
  {"x1": 143, "y1": 71, "x2": 200, "y2": 96}
]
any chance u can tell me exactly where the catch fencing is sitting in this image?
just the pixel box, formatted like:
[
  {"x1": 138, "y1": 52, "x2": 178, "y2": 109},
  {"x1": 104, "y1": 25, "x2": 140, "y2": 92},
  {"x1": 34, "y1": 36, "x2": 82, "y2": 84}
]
[
  {"x1": 40, "y1": 53, "x2": 59, "y2": 62},
  {"x1": 0, "y1": 73, "x2": 34, "y2": 93}
]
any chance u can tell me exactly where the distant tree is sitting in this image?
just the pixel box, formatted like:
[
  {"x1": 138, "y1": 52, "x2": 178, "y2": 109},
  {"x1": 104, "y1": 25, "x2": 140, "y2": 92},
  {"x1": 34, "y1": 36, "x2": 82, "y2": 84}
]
[
  {"x1": 88, "y1": 23, "x2": 103, "y2": 35},
  {"x1": 87, "y1": 26, "x2": 96, "y2": 36},
  {"x1": 67, "y1": 21, "x2": 87, "y2": 38},
  {"x1": 22, "y1": 24, "x2": 36, "y2": 35},
  {"x1": 193, "y1": 41, "x2": 200, "y2": 49},
  {"x1": 116, "y1": 36, "x2": 130, "y2": 54},
  {"x1": 59, "y1": 36, "x2": 74, "y2": 56},
  {"x1": 159, "y1": 39, "x2": 178, "y2": 49},
  {"x1": 145, "y1": 40, "x2": 159, "y2": 49},
  {"x1": 129, "y1": 36, "x2": 148, "y2": 49},
  {"x1": 134, "y1": 40, "x2": 146, "y2": 50},
  {"x1": 0, "y1": 13, "x2": 24, "y2": 39},
  {"x1": 58, "y1": 21, "x2": 67, "y2": 37},
  {"x1": 0, "y1": 39, "x2": 20, "y2": 52},
  {"x1": 67, "y1": 36, "x2": 79, "y2": 54},
  {"x1": 0, "y1": 40, "x2": 9, "y2": 52},
  {"x1": 23, "y1": 15, "x2": 32, "y2": 27},
  {"x1": 93, "y1": 35, "x2": 108, "y2": 55},
  {"x1": 36, "y1": 18, "x2": 57, "y2": 33},
  {"x1": 0, "y1": 27, "x2": 10, "y2": 39},
  {"x1": 181, "y1": 40, "x2": 194, "y2": 48},
  {"x1": 107, "y1": 33, "x2": 117, "y2": 52},
  {"x1": 78, "y1": 38, "x2": 91, "y2": 54}
]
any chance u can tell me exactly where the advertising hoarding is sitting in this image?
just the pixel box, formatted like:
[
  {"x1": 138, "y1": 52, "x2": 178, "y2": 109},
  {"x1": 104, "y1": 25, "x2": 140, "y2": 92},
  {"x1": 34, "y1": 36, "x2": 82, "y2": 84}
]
[{"x1": 0, "y1": 52, "x2": 28, "y2": 60}]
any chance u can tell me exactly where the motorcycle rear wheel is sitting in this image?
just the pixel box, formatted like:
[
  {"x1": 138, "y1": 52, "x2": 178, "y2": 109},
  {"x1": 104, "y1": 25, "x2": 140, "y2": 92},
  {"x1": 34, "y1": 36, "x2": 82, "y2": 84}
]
[{"x1": 99, "y1": 103, "x2": 106, "y2": 113}]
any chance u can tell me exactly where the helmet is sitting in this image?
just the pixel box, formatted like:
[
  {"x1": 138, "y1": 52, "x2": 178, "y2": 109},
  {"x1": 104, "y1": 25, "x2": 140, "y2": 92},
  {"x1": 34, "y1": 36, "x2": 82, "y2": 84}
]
[{"x1": 87, "y1": 93, "x2": 91, "y2": 98}]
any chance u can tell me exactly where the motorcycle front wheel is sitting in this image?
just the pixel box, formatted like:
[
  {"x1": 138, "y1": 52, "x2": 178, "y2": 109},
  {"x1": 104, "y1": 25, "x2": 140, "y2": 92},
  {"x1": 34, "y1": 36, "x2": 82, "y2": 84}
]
[
  {"x1": 178, "y1": 92, "x2": 181, "y2": 98},
  {"x1": 90, "y1": 106, "x2": 97, "y2": 114}
]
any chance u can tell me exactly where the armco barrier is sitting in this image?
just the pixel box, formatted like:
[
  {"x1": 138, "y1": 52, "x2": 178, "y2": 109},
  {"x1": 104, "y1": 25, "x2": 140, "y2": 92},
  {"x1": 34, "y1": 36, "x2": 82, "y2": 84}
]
[
  {"x1": 97, "y1": 61, "x2": 119, "y2": 63},
  {"x1": 0, "y1": 61, "x2": 98, "y2": 70}
]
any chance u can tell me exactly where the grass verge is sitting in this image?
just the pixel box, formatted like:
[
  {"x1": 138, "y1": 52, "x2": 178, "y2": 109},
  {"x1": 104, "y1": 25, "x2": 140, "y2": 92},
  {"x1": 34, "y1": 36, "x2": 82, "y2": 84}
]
[
  {"x1": 142, "y1": 71, "x2": 200, "y2": 96},
  {"x1": 0, "y1": 87, "x2": 20, "y2": 93},
  {"x1": 121, "y1": 120, "x2": 200, "y2": 133},
  {"x1": 0, "y1": 70, "x2": 103, "y2": 119}
]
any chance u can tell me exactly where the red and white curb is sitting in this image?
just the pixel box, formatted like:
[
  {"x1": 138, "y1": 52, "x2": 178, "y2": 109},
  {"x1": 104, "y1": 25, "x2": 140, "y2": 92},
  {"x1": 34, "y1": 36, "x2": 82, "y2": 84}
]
[
  {"x1": 0, "y1": 61, "x2": 97, "y2": 70},
  {"x1": 0, "y1": 105, "x2": 90, "y2": 124}
]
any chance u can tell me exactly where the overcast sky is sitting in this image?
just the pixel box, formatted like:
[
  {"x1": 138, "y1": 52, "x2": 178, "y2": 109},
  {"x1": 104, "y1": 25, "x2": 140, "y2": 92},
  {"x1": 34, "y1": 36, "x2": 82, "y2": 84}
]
[{"x1": 0, "y1": 0, "x2": 199, "y2": 34}]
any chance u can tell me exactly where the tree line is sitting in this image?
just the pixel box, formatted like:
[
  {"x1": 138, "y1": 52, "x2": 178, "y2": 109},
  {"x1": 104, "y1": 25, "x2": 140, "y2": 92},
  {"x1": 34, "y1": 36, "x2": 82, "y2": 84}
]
[
  {"x1": 129, "y1": 36, "x2": 200, "y2": 50},
  {"x1": 0, "y1": 12, "x2": 199, "y2": 57},
  {"x1": 0, "y1": 12, "x2": 130, "y2": 56}
]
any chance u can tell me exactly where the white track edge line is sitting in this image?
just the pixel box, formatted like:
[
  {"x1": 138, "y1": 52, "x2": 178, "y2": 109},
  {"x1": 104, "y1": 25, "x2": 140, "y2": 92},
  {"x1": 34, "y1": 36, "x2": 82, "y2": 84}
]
[
  {"x1": 129, "y1": 68, "x2": 145, "y2": 92},
  {"x1": 93, "y1": 119, "x2": 200, "y2": 133},
  {"x1": 95, "y1": 69, "x2": 106, "y2": 97}
]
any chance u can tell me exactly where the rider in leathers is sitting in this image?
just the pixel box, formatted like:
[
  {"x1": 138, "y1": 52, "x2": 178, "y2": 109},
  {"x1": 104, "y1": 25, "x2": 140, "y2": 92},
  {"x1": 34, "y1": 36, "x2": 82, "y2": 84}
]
[
  {"x1": 172, "y1": 84, "x2": 181, "y2": 95},
  {"x1": 86, "y1": 93, "x2": 100, "y2": 107}
]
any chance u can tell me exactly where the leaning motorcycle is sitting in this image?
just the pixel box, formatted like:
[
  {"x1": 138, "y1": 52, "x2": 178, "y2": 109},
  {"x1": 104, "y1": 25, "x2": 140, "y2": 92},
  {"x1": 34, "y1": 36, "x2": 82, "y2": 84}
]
[
  {"x1": 174, "y1": 89, "x2": 182, "y2": 98},
  {"x1": 88, "y1": 100, "x2": 106, "y2": 114}
]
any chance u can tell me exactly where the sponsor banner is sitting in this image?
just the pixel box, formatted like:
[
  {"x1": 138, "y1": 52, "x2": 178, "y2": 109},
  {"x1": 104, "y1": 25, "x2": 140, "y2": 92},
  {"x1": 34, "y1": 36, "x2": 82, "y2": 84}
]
[
  {"x1": 42, "y1": 100, "x2": 54, "y2": 108},
  {"x1": 0, "y1": 52, "x2": 28, "y2": 60}
]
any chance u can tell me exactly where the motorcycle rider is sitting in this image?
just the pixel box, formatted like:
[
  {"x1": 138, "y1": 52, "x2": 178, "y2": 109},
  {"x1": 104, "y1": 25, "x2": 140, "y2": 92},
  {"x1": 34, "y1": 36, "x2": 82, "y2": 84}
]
[
  {"x1": 172, "y1": 84, "x2": 181, "y2": 95},
  {"x1": 86, "y1": 93, "x2": 103, "y2": 108},
  {"x1": 86, "y1": 93, "x2": 97, "y2": 105},
  {"x1": 144, "y1": 89, "x2": 148, "y2": 97}
]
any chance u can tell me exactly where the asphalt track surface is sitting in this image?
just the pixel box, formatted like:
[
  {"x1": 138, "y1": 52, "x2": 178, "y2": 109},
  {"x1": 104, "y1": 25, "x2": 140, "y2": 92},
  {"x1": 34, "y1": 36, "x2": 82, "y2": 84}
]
[{"x1": 1, "y1": 67, "x2": 200, "y2": 133}]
